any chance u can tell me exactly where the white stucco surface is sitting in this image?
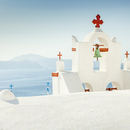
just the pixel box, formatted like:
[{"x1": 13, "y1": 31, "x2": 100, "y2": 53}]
[
  {"x1": 61, "y1": 72, "x2": 84, "y2": 93},
  {"x1": 0, "y1": 90, "x2": 130, "y2": 130}
]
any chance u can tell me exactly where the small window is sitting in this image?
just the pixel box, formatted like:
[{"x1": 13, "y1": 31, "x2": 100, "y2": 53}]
[
  {"x1": 106, "y1": 82, "x2": 120, "y2": 91},
  {"x1": 82, "y1": 83, "x2": 93, "y2": 92},
  {"x1": 93, "y1": 60, "x2": 100, "y2": 71},
  {"x1": 120, "y1": 63, "x2": 124, "y2": 70}
]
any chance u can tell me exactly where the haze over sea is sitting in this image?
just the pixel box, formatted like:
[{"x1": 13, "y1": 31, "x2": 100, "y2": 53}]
[{"x1": 0, "y1": 54, "x2": 71, "y2": 97}]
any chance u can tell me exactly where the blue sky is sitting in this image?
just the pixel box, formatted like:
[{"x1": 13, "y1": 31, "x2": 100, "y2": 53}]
[{"x1": 0, "y1": 0, "x2": 130, "y2": 60}]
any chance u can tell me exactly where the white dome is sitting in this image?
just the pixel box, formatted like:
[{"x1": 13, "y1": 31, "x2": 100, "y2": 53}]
[
  {"x1": 83, "y1": 28, "x2": 111, "y2": 47},
  {"x1": 0, "y1": 89, "x2": 19, "y2": 104}
]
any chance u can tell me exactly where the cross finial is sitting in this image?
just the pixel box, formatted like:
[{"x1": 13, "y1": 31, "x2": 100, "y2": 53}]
[
  {"x1": 57, "y1": 51, "x2": 62, "y2": 61},
  {"x1": 125, "y1": 51, "x2": 130, "y2": 59},
  {"x1": 92, "y1": 14, "x2": 103, "y2": 28}
]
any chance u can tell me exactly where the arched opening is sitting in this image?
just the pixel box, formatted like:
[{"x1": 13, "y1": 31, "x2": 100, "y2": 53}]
[
  {"x1": 106, "y1": 82, "x2": 120, "y2": 91},
  {"x1": 92, "y1": 37, "x2": 109, "y2": 71},
  {"x1": 82, "y1": 83, "x2": 93, "y2": 92}
]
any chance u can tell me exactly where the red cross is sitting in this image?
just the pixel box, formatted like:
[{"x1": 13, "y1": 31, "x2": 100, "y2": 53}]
[
  {"x1": 125, "y1": 51, "x2": 130, "y2": 58},
  {"x1": 92, "y1": 14, "x2": 103, "y2": 28},
  {"x1": 57, "y1": 52, "x2": 62, "y2": 61}
]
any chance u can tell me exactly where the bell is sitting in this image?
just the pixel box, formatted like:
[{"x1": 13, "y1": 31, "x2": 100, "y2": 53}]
[{"x1": 94, "y1": 48, "x2": 102, "y2": 58}]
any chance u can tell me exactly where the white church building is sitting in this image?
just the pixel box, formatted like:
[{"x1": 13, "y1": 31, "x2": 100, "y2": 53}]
[{"x1": 52, "y1": 14, "x2": 130, "y2": 95}]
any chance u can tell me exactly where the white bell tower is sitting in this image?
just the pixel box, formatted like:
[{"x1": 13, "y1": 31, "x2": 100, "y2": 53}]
[
  {"x1": 56, "y1": 52, "x2": 64, "y2": 72},
  {"x1": 52, "y1": 52, "x2": 65, "y2": 95}
]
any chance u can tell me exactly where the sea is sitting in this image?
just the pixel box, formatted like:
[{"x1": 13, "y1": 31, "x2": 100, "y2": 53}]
[{"x1": 0, "y1": 69, "x2": 52, "y2": 97}]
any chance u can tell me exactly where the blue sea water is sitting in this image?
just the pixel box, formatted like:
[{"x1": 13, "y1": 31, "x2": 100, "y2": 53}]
[{"x1": 0, "y1": 69, "x2": 52, "y2": 97}]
